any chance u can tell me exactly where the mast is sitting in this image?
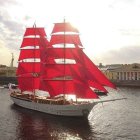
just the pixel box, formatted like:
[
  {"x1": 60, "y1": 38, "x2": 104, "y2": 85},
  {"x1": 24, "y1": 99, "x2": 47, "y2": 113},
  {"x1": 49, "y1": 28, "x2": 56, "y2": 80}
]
[
  {"x1": 63, "y1": 18, "x2": 66, "y2": 96},
  {"x1": 17, "y1": 27, "x2": 48, "y2": 93},
  {"x1": 48, "y1": 21, "x2": 98, "y2": 98},
  {"x1": 33, "y1": 23, "x2": 36, "y2": 99}
]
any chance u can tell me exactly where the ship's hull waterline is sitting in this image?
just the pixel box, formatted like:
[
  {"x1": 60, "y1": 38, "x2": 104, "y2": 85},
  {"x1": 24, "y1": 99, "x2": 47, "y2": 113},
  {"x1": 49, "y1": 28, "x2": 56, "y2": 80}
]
[{"x1": 10, "y1": 95, "x2": 96, "y2": 117}]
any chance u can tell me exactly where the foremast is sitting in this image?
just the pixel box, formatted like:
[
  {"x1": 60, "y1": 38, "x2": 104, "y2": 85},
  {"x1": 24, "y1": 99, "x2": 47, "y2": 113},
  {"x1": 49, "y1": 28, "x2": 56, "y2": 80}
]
[{"x1": 16, "y1": 27, "x2": 49, "y2": 96}]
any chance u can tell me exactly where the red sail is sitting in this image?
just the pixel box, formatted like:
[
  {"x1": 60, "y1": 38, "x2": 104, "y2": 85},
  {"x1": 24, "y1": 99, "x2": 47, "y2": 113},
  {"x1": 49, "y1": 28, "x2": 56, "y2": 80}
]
[
  {"x1": 17, "y1": 62, "x2": 40, "y2": 75},
  {"x1": 24, "y1": 28, "x2": 47, "y2": 36},
  {"x1": 40, "y1": 79, "x2": 98, "y2": 99},
  {"x1": 42, "y1": 64, "x2": 74, "y2": 79},
  {"x1": 46, "y1": 48, "x2": 73, "y2": 59},
  {"x1": 40, "y1": 61, "x2": 102, "y2": 98},
  {"x1": 18, "y1": 74, "x2": 40, "y2": 91},
  {"x1": 40, "y1": 21, "x2": 116, "y2": 99},
  {"x1": 52, "y1": 22, "x2": 79, "y2": 33},
  {"x1": 21, "y1": 38, "x2": 48, "y2": 48},
  {"x1": 44, "y1": 48, "x2": 83, "y2": 61},
  {"x1": 43, "y1": 61, "x2": 107, "y2": 93},
  {"x1": 40, "y1": 80, "x2": 74, "y2": 97},
  {"x1": 18, "y1": 49, "x2": 40, "y2": 60},
  {"x1": 17, "y1": 27, "x2": 49, "y2": 92},
  {"x1": 50, "y1": 34, "x2": 82, "y2": 46},
  {"x1": 68, "y1": 64, "x2": 107, "y2": 93},
  {"x1": 71, "y1": 47, "x2": 116, "y2": 89},
  {"x1": 83, "y1": 52, "x2": 116, "y2": 89},
  {"x1": 74, "y1": 80, "x2": 99, "y2": 99}
]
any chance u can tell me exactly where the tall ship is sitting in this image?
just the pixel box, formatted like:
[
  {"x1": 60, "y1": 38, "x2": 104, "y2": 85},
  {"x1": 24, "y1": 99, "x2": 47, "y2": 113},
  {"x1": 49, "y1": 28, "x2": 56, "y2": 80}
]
[{"x1": 9, "y1": 20, "x2": 116, "y2": 117}]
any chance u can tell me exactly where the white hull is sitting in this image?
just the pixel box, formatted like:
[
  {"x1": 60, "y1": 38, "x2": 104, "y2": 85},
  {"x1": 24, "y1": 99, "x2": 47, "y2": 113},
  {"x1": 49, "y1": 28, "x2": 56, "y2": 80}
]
[{"x1": 10, "y1": 95, "x2": 96, "y2": 117}]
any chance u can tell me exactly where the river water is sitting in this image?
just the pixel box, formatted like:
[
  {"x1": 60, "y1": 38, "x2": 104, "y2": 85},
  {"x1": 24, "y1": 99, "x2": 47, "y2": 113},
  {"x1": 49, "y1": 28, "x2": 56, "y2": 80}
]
[{"x1": 0, "y1": 87, "x2": 140, "y2": 140}]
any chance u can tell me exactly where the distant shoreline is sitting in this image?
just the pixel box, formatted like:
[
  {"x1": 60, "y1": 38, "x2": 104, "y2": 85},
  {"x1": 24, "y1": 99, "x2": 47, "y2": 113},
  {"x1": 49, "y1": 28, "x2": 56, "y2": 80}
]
[{"x1": 112, "y1": 80, "x2": 140, "y2": 87}]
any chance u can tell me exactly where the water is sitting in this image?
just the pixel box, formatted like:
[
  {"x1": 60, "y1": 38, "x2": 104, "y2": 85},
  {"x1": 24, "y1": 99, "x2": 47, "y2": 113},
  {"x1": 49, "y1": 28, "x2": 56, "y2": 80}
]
[{"x1": 0, "y1": 87, "x2": 140, "y2": 140}]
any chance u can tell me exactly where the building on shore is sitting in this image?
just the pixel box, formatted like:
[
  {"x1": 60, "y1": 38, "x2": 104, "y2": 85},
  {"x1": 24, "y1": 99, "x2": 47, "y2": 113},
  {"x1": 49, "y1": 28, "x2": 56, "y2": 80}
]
[
  {"x1": 116, "y1": 63, "x2": 140, "y2": 81},
  {"x1": 0, "y1": 64, "x2": 17, "y2": 85},
  {"x1": 99, "y1": 63, "x2": 140, "y2": 87},
  {"x1": 0, "y1": 65, "x2": 16, "y2": 77},
  {"x1": 99, "y1": 64, "x2": 121, "y2": 80}
]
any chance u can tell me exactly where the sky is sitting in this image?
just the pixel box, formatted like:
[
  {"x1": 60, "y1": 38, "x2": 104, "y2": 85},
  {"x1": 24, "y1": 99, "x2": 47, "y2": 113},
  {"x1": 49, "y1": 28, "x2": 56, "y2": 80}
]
[{"x1": 0, "y1": 0, "x2": 140, "y2": 66}]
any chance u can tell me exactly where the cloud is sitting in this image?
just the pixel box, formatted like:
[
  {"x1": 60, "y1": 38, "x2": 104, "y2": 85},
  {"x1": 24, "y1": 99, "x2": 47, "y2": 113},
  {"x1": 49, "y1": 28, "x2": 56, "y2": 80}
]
[
  {"x1": 0, "y1": 0, "x2": 19, "y2": 6},
  {"x1": 0, "y1": 40, "x2": 11, "y2": 65},
  {"x1": 0, "y1": 0, "x2": 24, "y2": 66},
  {"x1": 98, "y1": 46, "x2": 140, "y2": 64},
  {"x1": 0, "y1": 0, "x2": 23, "y2": 41},
  {"x1": 119, "y1": 29, "x2": 140, "y2": 36},
  {"x1": 108, "y1": 0, "x2": 137, "y2": 9},
  {"x1": 0, "y1": 12, "x2": 24, "y2": 51},
  {"x1": 0, "y1": 0, "x2": 140, "y2": 66}
]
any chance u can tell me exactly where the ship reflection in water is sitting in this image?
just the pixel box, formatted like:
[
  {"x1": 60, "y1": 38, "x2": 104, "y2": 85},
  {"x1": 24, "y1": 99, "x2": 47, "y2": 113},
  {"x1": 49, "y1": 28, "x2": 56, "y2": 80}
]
[
  {"x1": 0, "y1": 87, "x2": 140, "y2": 140},
  {"x1": 10, "y1": 104, "x2": 93, "y2": 140}
]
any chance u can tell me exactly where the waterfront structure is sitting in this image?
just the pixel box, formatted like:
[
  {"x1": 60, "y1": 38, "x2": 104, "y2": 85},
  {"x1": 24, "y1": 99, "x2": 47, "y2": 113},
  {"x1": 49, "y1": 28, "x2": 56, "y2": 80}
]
[
  {"x1": 0, "y1": 65, "x2": 16, "y2": 77},
  {"x1": 0, "y1": 65, "x2": 16, "y2": 85},
  {"x1": 100, "y1": 63, "x2": 140, "y2": 81},
  {"x1": 0, "y1": 65, "x2": 7, "y2": 76},
  {"x1": 116, "y1": 63, "x2": 140, "y2": 81},
  {"x1": 99, "y1": 64, "x2": 121, "y2": 80},
  {"x1": 0, "y1": 53, "x2": 16, "y2": 77},
  {"x1": 99, "y1": 63, "x2": 140, "y2": 87}
]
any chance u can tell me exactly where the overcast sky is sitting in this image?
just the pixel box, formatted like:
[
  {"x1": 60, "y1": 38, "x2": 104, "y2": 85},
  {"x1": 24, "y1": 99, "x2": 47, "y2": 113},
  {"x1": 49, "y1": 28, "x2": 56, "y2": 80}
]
[{"x1": 0, "y1": 0, "x2": 140, "y2": 66}]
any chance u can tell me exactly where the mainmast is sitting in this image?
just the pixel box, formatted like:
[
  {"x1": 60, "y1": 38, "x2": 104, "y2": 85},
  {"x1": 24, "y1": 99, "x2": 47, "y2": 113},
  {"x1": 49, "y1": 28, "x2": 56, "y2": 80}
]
[{"x1": 43, "y1": 21, "x2": 115, "y2": 99}]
